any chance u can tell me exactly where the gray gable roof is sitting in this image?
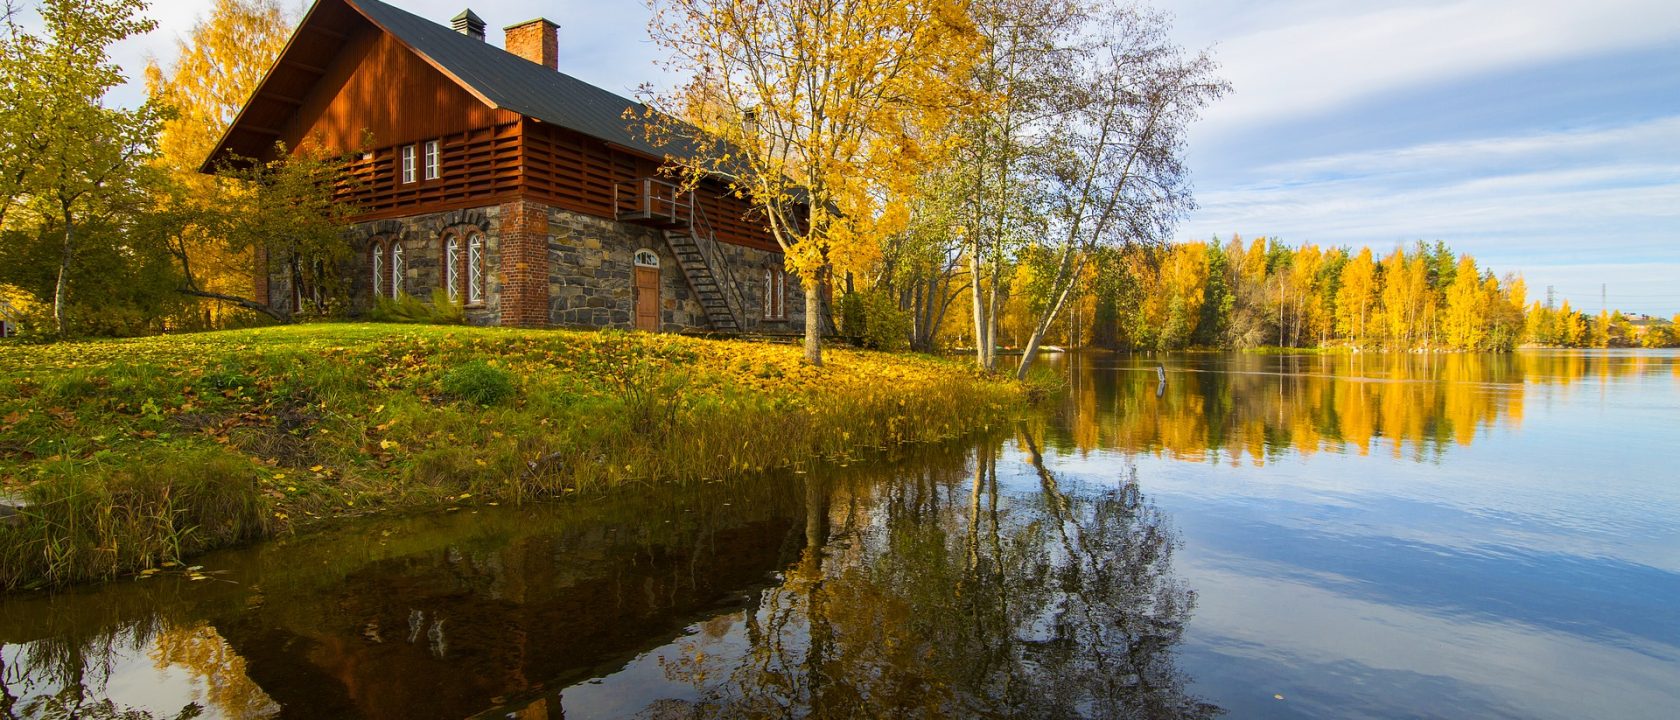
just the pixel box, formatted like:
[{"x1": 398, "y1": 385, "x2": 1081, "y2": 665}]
[{"x1": 349, "y1": 0, "x2": 665, "y2": 158}]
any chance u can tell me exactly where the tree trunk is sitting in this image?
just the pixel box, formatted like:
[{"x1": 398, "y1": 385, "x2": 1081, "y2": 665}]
[
  {"x1": 177, "y1": 288, "x2": 290, "y2": 322},
  {"x1": 53, "y1": 208, "x2": 73, "y2": 336},
  {"x1": 1015, "y1": 250, "x2": 1082, "y2": 381},
  {"x1": 803, "y1": 273, "x2": 824, "y2": 366},
  {"x1": 985, "y1": 255, "x2": 1002, "y2": 371},
  {"x1": 970, "y1": 242, "x2": 988, "y2": 371}
]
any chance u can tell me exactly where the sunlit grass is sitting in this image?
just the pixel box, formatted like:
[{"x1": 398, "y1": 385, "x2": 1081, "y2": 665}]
[{"x1": 0, "y1": 324, "x2": 1025, "y2": 590}]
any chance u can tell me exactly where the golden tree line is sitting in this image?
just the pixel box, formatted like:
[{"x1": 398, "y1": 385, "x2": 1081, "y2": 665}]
[
  {"x1": 1061, "y1": 352, "x2": 1677, "y2": 466},
  {"x1": 993, "y1": 236, "x2": 1678, "y2": 351}
]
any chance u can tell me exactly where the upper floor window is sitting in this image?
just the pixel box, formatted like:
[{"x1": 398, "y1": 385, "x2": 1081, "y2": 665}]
[
  {"x1": 423, "y1": 140, "x2": 441, "y2": 180},
  {"x1": 401, "y1": 145, "x2": 417, "y2": 184},
  {"x1": 764, "y1": 267, "x2": 787, "y2": 320}
]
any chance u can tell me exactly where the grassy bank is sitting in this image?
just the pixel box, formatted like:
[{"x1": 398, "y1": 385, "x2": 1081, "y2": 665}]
[{"x1": 0, "y1": 324, "x2": 1026, "y2": 591}]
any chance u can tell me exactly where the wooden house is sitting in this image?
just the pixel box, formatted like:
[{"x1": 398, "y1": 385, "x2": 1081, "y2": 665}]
[{"x1": 205, "y1": 0, "x2": 802, "y2": 332}]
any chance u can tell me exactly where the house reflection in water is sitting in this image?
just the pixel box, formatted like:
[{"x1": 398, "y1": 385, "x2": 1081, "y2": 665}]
[{"x1": 0, "y1": 434, "x2": 1218, "y2": 719}]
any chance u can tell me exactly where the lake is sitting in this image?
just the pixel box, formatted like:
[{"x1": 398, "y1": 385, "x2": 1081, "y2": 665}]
[{"x1": 2, "y1": 350, "x2": 1676, "y2": 718}]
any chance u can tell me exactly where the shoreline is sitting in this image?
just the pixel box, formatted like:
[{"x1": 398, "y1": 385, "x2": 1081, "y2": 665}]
[{"x1": 0, "y1": 324, "x2": 1027, "y2": 592}]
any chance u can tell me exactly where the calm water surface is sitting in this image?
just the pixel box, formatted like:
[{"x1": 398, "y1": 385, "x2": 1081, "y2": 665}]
[{"x1": 2, "y1": 350, "x2": 1676, "y2": 718}]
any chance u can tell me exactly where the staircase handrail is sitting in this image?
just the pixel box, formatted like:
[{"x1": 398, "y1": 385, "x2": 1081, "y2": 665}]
[
  {"x1": 615, "y1": 177, "x2": 693, "y2": 222},
  {"x1": 686, "y1": 193, "x2": 753, "y2": 331}
]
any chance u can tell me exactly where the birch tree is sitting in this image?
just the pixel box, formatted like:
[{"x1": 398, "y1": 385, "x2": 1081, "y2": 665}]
[
  {"x1": 1012, "y1": 7, "x2": 1225, "y2": 379},
  {"x1": 0, "y1": 0, "x2": 167, "y2": 336},
  {"x1": 956, "y1": 0, "x2": 1079, "y2": 371}
]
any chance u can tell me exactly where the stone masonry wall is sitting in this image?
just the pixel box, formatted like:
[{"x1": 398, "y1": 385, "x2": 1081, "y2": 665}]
[
  {"x1": 544, "y1": 206, "x2": 807, "y2": 333},
  {"x1": 264, "y1": 200, "x2": 810, "y2": 333},
  {"x1": 342, "y1": 207, "x2": 503, "y2": 326},
  {"x1": 713, "y1": 240, "x2": 806, "y2": 335}
]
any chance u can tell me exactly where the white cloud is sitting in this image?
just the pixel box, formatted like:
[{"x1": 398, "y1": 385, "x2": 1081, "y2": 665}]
[
  {"x1": 1260, "y1": 117, "x2": 1680, "y2": 179},
  {"x1": 1187, "y1": 0, "x2": 1680, "y2": 135}
]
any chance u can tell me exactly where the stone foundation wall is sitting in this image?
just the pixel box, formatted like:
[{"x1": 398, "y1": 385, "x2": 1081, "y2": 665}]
[
  {"x1": 344, "y1": 207, "x2": 504, "y2": 326},
  {"x1": 713, "y1": 240, "x2": 806, "y2": 335},
  {"x1": 263, "y1": 200, "x2": 810, "y2": 333},
  {"x1": 544, "y1": 206, "x2": 807, "y2": 333}
]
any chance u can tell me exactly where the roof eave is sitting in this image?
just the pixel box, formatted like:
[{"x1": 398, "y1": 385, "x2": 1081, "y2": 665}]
[{"x1": 198, "y1": 0, "x2": 338, "y2": 174}]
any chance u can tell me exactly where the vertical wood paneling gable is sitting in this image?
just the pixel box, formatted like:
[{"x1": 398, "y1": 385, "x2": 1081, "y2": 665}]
[{"x1": 283, "y1": 27, "x2": 517, "y2": 155}]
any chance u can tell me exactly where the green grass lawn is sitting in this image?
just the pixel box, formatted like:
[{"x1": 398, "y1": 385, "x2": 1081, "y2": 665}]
[{"x1": 0, "y1": 324, "x2": 1024, "y2": 590}]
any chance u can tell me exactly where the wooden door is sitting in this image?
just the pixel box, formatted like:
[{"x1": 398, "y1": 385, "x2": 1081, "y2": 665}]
[{"x1": 634, "y1": 266, "x2": 660, "y2": 331}]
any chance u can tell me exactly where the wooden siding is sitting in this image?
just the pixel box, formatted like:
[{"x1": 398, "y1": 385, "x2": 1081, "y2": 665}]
[
  {"x1": 520, "y1": 120, "x2": 778, "y2": 251},
  {"x1": 692, "y1": 178, "x2": 779, "y2": 253},
  {"x1": 284, "y1": 25, "x2": 518, "y2": 155},
  {"x1": 338, "y1": 122, "x2": 524, "y2": 219},
  {"x1": 226, "y1": 4, "x2": 777, "y2": 248}
]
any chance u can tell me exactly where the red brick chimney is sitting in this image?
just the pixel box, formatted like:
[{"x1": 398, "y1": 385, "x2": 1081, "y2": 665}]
[{"x1": 504, "y1": 18, "x2": 559, "y2": 70}]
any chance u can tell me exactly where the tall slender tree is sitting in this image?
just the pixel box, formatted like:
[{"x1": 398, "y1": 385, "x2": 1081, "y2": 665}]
[
  {"x1": 1011, "y1": 6, "x2": 1226, "y2": 379},
  {"x1": 0, "y1": 0, "x2": 167, "y2": 335},
  {"x1": 145, "y1": 0, "x2": 293, "y2": 322}
]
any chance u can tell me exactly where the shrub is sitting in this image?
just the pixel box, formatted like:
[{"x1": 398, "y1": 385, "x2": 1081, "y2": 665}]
[
  {"x1": 839, "y1": 289, "x2": 912, "y2": 351},
  {"x1": 441, "y1": 360, "x2": 515, "y2": 405},
  {"x1": 369, "y1": 289, "x2": 465, "y2": 324}
]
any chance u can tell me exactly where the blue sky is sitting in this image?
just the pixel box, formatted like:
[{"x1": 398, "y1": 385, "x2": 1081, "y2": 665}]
[{"x1": 93, "y1": 0, "x2": 1680, "y2": 315}]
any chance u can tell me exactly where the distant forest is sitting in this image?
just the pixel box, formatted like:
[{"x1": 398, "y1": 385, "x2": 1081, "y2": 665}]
[{"x1": 992, "y1": 237, "x2": 1679, "y2": 351}]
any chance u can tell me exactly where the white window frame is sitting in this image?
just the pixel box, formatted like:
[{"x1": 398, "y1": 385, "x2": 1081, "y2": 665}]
[
  {"x1": 390, "y1": 242, "x2": 405, "y2": 296},
  {"x1": 401, "y1": 145, "x2": 417, "y2": 184},
  {"x1": 371, "y1": 241, "x2": 385, "y2": 298},
  {"x1": 764, "y1": 267, "x2": 787, "y2": 320},
  {"x1": 444, "y1": 235, "x2": 460, "y2": 302},
  {"x1": 423, "y1": 140, "x2": 440, "y2": 180},
  {"x1": 467, "y1": 233, "x2": 485, "y2": 304}
]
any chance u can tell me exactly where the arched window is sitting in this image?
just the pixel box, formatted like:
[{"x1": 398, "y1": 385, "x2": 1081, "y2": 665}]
[
  {"x1": 370, "y1": 239, "x2": 386, "y2": 298},
  {"x1": 467, "y1": 233, "x2": 486, "y2": 304},
  {"x1": 763, "y1": 266, "x2": 786, "y2": 320},
  {"x1": 634, "y1": 249, "x2": 660, "y2": 267},
  {"x1": 390, "y1": 242, "x2": 405, "y2": 297},
  {"x1": 443, "y1": 234, "x2": 461, "y2": 302}
]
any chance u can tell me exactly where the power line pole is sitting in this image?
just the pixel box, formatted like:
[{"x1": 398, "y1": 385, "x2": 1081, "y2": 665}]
[
  {"x1": 1601, "y1": 283, "x2": 1607, "y2": 314},
  {"x1": 1546, "y1": 285, "x2": 1555, "y2": 310}
]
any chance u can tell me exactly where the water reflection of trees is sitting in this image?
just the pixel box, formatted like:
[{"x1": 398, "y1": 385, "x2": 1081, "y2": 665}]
[
  {"x1": 1058, "y1": 351, "x2": 1678, "y2": 463},
  {"x1": 0, "y1": 614, "x2": 214, "y2": 720},
  {"x1": 668, "y1": 434, "x2": 1219, "y2": 719}
]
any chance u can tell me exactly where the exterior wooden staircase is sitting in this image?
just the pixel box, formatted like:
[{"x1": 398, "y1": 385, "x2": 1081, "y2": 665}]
[{"x1": 616, "y1": 178, "x2": 750, "y2": 332}]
